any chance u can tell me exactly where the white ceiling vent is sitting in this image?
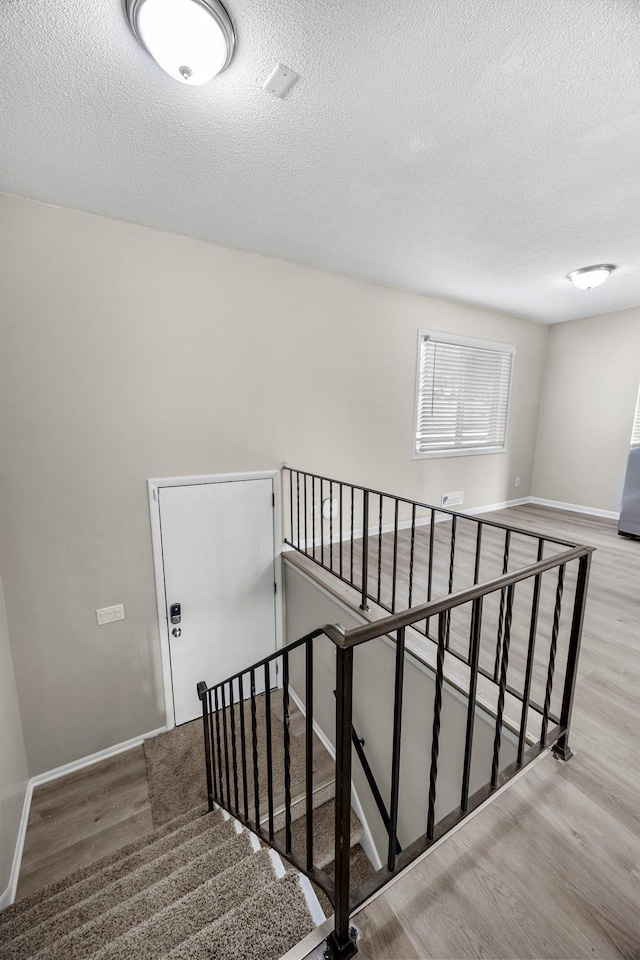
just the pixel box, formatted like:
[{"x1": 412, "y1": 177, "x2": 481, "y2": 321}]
[{"x1": 263, "y1": 63, "x2": 299, "y2": 99}]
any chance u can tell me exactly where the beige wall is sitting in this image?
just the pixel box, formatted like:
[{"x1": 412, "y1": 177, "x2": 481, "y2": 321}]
[
  {"x1": 0, "y1": 193, "x2": 547, "y2": 775},
  {"x1": 284, "y1": 561, "x2": 516, "y2": 860},
  {"x1": 0, "y1": 569, "x2": 29, "y2": 899},
  {"x1": 532, "y1": 307, "x2": 640, "y2": 513}
]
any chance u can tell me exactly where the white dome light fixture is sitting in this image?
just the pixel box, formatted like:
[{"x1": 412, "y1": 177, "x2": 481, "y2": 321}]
[
  {"x1": 567, "y1": 264, "x2": 615, "y2": 290},
  {"x1": 125, "y1": 0, "x2": 235, "y2": 86}
]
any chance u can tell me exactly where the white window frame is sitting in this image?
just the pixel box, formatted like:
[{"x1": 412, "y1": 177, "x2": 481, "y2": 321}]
[{"x1": 412, "y1": 329, "x2": 515, "y2": 460}]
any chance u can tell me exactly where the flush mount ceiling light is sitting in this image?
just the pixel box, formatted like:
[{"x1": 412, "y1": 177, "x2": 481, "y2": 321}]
[
  {"x1": 567, "y1": 264, "x2": 615, "y2": 290},
  {"x1": 125, "y1": 0, "x2": 235, "y2": 85}
]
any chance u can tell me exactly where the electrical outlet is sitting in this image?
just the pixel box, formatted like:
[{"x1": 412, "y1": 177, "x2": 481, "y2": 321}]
[
  {"x1": 441, "y1": 491, "x2": 464, "y2": 507},
  {"x1": 515, "y1": 477, "x2": 521, "y2": 487},
  {"x1": 96, "y1": 604, "x2": 125, "y2": 626}
]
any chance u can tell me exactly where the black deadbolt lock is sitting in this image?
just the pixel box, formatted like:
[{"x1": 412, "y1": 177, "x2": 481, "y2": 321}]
[{"x1": 170, "y1": 603, "x2": 181, "y2": 624}]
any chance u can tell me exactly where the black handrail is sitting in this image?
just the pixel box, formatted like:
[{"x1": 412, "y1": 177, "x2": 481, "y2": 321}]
[{"x1": 195, "y1": 470, "x2": 594, "y2": 960}]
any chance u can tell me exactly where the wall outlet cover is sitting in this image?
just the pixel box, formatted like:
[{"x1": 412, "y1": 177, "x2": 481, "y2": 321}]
[{"x1": 441, "y1": 491, "x2": 464, "y2": 507}]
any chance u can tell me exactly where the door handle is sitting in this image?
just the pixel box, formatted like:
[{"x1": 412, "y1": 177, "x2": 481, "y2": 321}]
[{"x1": 172, "y1": 627, "x2": 182, "y2": 638}]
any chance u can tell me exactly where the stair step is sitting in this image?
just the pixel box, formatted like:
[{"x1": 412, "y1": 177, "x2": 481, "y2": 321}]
[
  {"x1": 91, "y1": 848, "x2": 277, "y2": 960},
  {"x1": 164, "y1": 871, "x2": 316, "y2": 960},
  {"x1": 275, "y1": 799, "x2": 363, "y2": 870},
  {"x1": 0, "y1": 813, "x2": 235, "y2": 958},
  {"x1": 23, "y1": 832, "x2": 256, "y2": 960},
  {"x1": 269, "y1": 778, "x2": 335, "y2": 835},
  {"x1": 0, "y1": 804, "x2": 206, "y2": 929}
]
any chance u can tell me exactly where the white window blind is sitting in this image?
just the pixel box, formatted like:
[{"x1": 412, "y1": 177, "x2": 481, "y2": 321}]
[
  {"x1": 631, "y1": 385, "x2": 640, "y2": 448},
  {"x1": 414, "y1": 332, "x2": 514, "y2": 457}
]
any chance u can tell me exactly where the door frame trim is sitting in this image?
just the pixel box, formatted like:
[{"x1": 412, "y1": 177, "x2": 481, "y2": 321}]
[{"x1": 147, "y1": 470, "x2": 284, "y2": 730}]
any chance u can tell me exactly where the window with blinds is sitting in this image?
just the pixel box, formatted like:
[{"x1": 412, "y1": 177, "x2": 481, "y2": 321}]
[
  {"x1": 631, "y1": 384, "x2": 640, "y2": 447},
  {"x1": 414, "y1": 331, "x2": 515, "y2": 458}
]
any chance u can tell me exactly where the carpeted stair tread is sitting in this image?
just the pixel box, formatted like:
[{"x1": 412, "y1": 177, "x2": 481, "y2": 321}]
[
  {"x1": 311, "y1": 842, "x2": 376, "y2": 919},
  {"x1": 275, "y1": 799, "x2": 363, "y2": 869},
  {"x1": 29, "y1": 832, "x2": 256, "y2": 960},
  {"x1": 0, "y1": 803, "x2": 206, "y2": 926},
  {"x1": 90, "y1": 848, "x2": 277, "y2": 960},
  {"x1": 270, "y1": 779, "x2": 335, "y2": 835},
  {"x1": 164, "y1": 871, "x2": 315, "y2": 960},
  {"x1": 0, "y1": 814, "x2": 235, "y2": 957}
]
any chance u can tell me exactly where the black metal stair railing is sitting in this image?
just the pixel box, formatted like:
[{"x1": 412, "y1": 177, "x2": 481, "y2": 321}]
[{"x1": 196, "y1": 473, "x2": 594, "y2": 960}]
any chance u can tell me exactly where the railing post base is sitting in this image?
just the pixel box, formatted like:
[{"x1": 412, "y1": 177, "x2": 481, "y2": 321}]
[
  {"x1": 324, "y1": 928, "x2": 358, "y2": 960},
  {"x1": 552, "y1": 739, "x2": 574, "y2": 762}
]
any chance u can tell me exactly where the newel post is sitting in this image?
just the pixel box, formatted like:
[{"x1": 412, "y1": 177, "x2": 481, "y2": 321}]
[
  {"x1": 325, "y1": 644, "x2": 358, "y2": 960},
  {"x1": 197, "y1": 681, "x2": 214, "y2": 812},
  {"x1": 552, "y1": 553, "x2": 592, "y2": 762}
]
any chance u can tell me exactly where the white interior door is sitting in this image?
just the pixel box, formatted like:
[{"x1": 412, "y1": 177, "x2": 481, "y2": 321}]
[{"x1": 158, "y1": 478, "x2": 277, "y2": 725}]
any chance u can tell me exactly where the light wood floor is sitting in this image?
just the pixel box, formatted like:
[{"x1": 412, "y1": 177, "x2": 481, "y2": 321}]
[
  {"x1": 17, "y1": 747, "x2": 154, "y2": 899},
  {"x1": 16, "y1": 698, "x2": 333, "y2": 900},
  {"x1": 16, "y1": 506, "x2": 640, "y2": 959},
  {"x1": 348, "y1": 505, "x2": 640, "y2": 960}
]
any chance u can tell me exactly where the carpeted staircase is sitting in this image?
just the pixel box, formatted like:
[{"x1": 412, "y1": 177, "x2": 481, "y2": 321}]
[
  {"x1": 0, "y1": 804, "x2": 324, "y2": 960},
  {"x1": 0, "y1": 693, "x2": 377, "y2": 959}
]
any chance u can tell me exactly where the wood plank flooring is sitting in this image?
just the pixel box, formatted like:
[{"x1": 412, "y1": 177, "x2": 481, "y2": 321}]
[
  {"x1": 341, "y1": 505, "x2": 640, "y2": 960},
  {"x1": 16, "y1": 698, "x2": 333, "y2": 901},
  {"x1": 14, "y1": 505, "x2": 640, "y2": 958},
  {"x1": 17, "y1": 747, "x2": 153, "y2": 899}
]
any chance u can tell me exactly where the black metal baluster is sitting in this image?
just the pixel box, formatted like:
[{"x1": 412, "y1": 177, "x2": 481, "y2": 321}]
[
  {"x1": 320, "y1": 478, "x2": 325, "y2": 567},
  {"x1": 221, "y1": 681, "x2": 231, "y2": 808},
  {"x1": 446, "y1": 515, "x2": 457, "y2": 649},
  {"x1": 312, "y1": 476, "x2": 316, "y2": 561},
  {"x1": 493, "y1": 530, "x2": 512, "y2": 681},
  {"x1": 305, "y1": 640, "x2": 314, "y2": 871},
  {"x1": 282, "y1": 649, "x2": 292, "y2": 853},
  {"x1": 468, "y1": 523, "x2": 483, "y2": 662},
  {"x1": 197, "y1": 682, "x2": 214, "y2": 812},
  {"x1": 339, "y1": 483, "x2": 343, "y2": 580},
  {"x1": 491, "y1": 583, "x2": 515, "y2": 787},
  {"x1": 387, "y1": 627, "x2": 406, "y2": 871},
  {"x1": 264, "y1": 663, "x2": 274, "y2": 840},
  {"x1": 377, "y1": 495, "x2": 383, "y2": 604},
  {"x1": 296, "y1": 471, "x2": 301, "y2": 549},
  {"x1": 553, "y1": 553, "x2": 592, "y2": 761},
  {"x1": 229, "y1": 679, "x2": 239, "y2": 814},
  {"x1": 213, "y1": 687, "x2": 224, "y2": 805},
  {"x1": 541, "y1": 564, "x2": 566, "y2": 746},
  {"x1": 427, "y1": 611, "x2": 447, "y2": 840},
  {"x1": 288, "y1": 469, "x2": 293, "y2": 546},
  {"x1": 461, "y1": 598, "x2": 483, "y2": 812},
  {"x1": 350, "y1": 487, "x2": 355, "y2": 585},
  {"x1": 303, "y1": 473, "x2": 308, "y2": 555},
  {"x1": 329, "y1": 480, "x2": 334, "y2": 572},
  {"x1": 238, "y1": 673, "x2": 249, "y2": 821},
  {"x1": 361, "y1": 489, "x2": 370, "y2": 610},
  {"x1": 408, "y1": 504, "x2": 416, "y2": 608},
  {"x1": 518, "y1": 540, "x2": 544, "y2": 764},
  {"x1": 207, "y1": 689, "x2": 219, "y2": 803},
  {"x1": 426, "y1": 509, "x2": 435, "y2": 636},
  {"x1": 250, "y1": 668, "x2": 260, "y2": 828},
  {"x1": 391, "y1": 500, "x2": 399, "y2": 613}
]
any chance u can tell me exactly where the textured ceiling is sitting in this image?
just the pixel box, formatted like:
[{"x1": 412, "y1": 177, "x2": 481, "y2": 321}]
[{"x1": 1, "y1": 0, "x2": 639, "y2": 323}]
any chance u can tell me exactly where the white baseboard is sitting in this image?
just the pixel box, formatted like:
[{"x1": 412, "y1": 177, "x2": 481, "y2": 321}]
[
  {"x1": 464, "y1": 496, "x2": 531, "y2": 515},
  {"x1": 0, "y1": 724, "x2": 166, "y2": 909},
  {"x1": 528, "y1": 497, "x2": 619, "y2": 521},
  {"x1": 29, "y1": 726, "x2": 167, "y2": 788},
  {"x1": 0, "y1": 781, "x2": 33, "y2": 910}
]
